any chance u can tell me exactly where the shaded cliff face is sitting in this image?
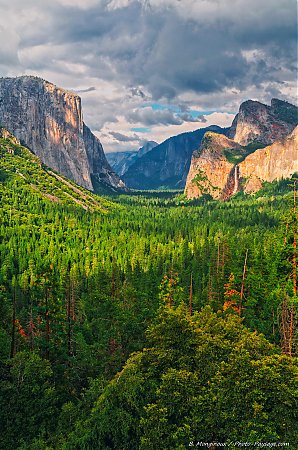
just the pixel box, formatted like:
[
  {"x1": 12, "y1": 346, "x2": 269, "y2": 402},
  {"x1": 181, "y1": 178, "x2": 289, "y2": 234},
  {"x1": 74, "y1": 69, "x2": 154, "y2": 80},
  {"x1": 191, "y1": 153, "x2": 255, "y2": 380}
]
[
  {"x1": 0, "y1": 76, "x2": 125, "y2": 192},
  {"x1": 122, "y1": 126, "x2": 228, "y2": 189},
  {"x1": 107, "y1": 151, "x2": 137, "y2": 176},
  {"x1": 229, "y1": 98, "x2": 298, "y2": 146},
  {"x1": 106, "y1": 141, "x2": 158, "y2": 177},
  {"x1": 82, "y1": 123, "x2": 126, "y2": 191}
]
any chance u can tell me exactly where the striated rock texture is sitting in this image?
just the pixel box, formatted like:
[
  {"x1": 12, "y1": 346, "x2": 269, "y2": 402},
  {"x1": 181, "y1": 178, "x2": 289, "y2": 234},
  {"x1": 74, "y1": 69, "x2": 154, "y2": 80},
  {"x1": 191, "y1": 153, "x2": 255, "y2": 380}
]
[
  {"x1": 185, "y1": 132, "x2": 245, "y2": 200},
  {"x1": 0, "y1": 76, "x2": 125, "y2": 192},
  {"x1": 122, "y1": 126, "x2": 228, "y2": 190},
  {"x1": 239, "y1": 126, "x2": 298, "y2": 193},
  {"x1": 185, "y1": 98, "x2": 298, "y2": 200},
  {"x1": 229, "y1": 98, "x2": 297, "y2": 146},
  {"x1": 106, "y1": 141, "x2": 158, "y2": 177}
]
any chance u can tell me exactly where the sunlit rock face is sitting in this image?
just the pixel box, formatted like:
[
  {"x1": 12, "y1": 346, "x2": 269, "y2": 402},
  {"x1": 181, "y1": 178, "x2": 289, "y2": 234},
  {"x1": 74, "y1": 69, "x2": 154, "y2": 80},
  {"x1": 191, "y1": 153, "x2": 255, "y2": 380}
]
[
  {"x1": 185, "y1": 99, "x2": 298, "y2": 200},
  {"x1": 229, "y1": 98, "x2": 297, "y2": 146},
  {"x1": 239, "y1": 126, "x2": 298, "y2": 193},
  {"x1": 0, "y1": 76, "x2": 125, "y2": 191},
  {"x1": 185, "y1": 132, "x2": 238, "y2": 200},
  {"x1": 122, "y1": 126, "x2": 228, "y2": 190}
]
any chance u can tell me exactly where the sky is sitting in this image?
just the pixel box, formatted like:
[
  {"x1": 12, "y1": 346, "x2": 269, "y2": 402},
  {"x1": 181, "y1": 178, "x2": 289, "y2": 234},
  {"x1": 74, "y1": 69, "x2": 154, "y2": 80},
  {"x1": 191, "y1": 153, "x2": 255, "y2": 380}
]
[{"x1": 0, "y1": 0, "x2": 297, "y2": 152}]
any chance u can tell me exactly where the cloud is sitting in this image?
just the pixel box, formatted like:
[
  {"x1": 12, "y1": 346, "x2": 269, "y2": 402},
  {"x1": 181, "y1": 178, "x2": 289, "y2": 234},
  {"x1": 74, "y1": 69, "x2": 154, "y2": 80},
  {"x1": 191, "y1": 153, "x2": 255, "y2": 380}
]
[
  {"x1": 129, "y1": 87, "x2": 147, "y2": 99},
  {"x1": 179, "y1": 113, "x2": 207, "y2": 123},
  {"x1": 99, "y1": 110, "x2": 234, "y2": 153},
  {"x1": 126, "y1": 107, "x2": 207, "y2": 126},
  {"x1": 109, "y1": 131, "x2": 141, "y2": 142},
  {"x1": 0, "y1": 0, "x2": 296, "y2": 151},
  {"x1": 74, "y1": 86, "x2": 96, "y2": 93},
  {"x1": 0, "y1": 25, "x2": 21, "y2": 73},
  {"x1": 127, "y1": 108, "x2": 182, "y2": 126}
]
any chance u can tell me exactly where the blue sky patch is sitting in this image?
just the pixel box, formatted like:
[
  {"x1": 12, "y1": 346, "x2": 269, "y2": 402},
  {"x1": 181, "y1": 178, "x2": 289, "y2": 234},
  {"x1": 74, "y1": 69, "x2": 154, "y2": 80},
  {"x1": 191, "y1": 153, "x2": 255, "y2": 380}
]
[{"x1": 131, "y1": 127, "x2": 151, "y2": 133}]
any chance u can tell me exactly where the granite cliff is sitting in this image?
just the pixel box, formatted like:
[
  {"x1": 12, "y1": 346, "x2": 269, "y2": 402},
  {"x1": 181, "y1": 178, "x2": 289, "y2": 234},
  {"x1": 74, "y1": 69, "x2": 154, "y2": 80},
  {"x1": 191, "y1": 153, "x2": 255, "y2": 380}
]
[
  {"x1": 238, "y1": 126, "x2": 298, "y2": 193},
  {"x1": 185, "y1": 99, "x2": 298, "y2": 199},
  {"x1": 229, "y1": 98, "x2": 297, "y2": 145},
  {"x1": 0, "y1": 76, "x2": 125, "y2": 192},
  {"x1": 122, "y1": 126, "x2": 228, "y2": 190},
  {"x1": 185, "y1": 132, "x2": 243, "y2": 199}
]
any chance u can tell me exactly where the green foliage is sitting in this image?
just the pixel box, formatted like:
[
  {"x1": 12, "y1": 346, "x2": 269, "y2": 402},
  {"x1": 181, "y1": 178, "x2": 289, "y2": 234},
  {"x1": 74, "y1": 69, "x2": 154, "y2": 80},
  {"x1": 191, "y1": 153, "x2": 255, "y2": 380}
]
[
  {"x1": 66, "y1": 306, "x2": 298, "y2": 449},
  {"x1": 271, "y1": 100, "x2": 298, "y2": 125},
  {"x1": 0, "y1": 133, "x2": 297, "y2": 448},
  {"x1": 223, "y1": 142, "x2": 265, "y2": 164},
  {"x1": 0, "y1": 136, "x2": 116, "y2": 212},
  {"x1": 0, "y1": 352, "x2": 58, "y2": 450}
]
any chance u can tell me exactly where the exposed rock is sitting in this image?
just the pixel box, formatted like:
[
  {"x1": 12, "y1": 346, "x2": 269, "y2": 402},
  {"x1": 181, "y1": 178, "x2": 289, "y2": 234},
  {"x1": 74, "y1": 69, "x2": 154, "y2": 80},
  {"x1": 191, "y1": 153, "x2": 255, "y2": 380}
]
[
  {"x1": 82, "y1": 123, "x2": 126, "y2": 190},
  {"x1": 229, "y1": 98, "x2": 298, "y2": 146},
  {"x1": 138, "y1": 141, "x2": 159, "y2": 158},
  {"x1": 0, "y1": 127, "x2": 20, "y2": 144},
  {"x1": 106, "y1": 141, "x2": 158, "y2": 177},
  {"x1": 185, "y1": 127, "x2": 298, "y2": 200},
  {"x1": 107, "y1": 151, "x2": 137, "y2": 177},
  {"x1": 185, "y1": 132, "x2": 244, "y2": 200},
  {"x1": 0, "y1": 76, "x2": 125, "y2": 192},
  {"x1": 185, "y1": 98, "x2": 298, "y2": 200},
  {"x1": 239, "y1": 126, "x2": 298, "y2": 193},
  {"x1": 122, "y1": 126, "x2": 228, "y2": 190}
]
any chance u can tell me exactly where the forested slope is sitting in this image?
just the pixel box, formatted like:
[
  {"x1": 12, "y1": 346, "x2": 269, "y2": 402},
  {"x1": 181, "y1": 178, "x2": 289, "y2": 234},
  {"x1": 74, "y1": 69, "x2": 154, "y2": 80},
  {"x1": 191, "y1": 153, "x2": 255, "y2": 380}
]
[{"x1": 0, "y1": 131, "x2": 297, "y2": 449}]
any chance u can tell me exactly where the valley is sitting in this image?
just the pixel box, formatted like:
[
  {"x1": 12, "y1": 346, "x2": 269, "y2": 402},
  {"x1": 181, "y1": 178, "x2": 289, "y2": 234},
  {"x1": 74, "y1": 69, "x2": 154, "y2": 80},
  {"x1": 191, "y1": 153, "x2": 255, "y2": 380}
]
[
  {"x1": 1, "y1": 0, "x2": 297, "y2": 446},
  {"x1": 0, "y1": 128, "x2": 297, "y2": 448},
  {"x1": 0, "y1": 77, "x2": 297, "y2": 449}
]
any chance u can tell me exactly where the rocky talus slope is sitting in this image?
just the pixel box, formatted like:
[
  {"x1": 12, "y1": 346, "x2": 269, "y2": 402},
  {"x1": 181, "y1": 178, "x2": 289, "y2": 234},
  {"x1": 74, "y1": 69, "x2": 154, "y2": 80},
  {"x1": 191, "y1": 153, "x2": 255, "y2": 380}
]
[
  {"x1": 185, "y1": 99, "x2": 298, "y2": 199},
  {"x1": 0, "y1": 76, "x2": 125, "y2": 192}
]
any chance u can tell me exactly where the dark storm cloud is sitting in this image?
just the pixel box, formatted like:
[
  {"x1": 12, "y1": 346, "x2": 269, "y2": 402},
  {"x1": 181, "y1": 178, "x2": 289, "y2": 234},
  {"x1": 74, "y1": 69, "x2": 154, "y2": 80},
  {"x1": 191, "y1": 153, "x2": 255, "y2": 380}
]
[
  {"x1": 179, "y1": 113, "x2": 207, "y2": 123},
  {"x1": 34, "y1": 0, "x2": 296, "y2": 101},
  {"x1": 129, "y1": 87, "x2": 147, "y2": 99},
  {"x1": 110, "y1": 131, "x2": 140, "y2": 142},
  {"x1": 75, "y1": 87, "x2": 96, "y2": 93},
  {"x1": 127, "y1": 107, "x2": 207, "y2": 126},
  {"x1": 0, "y1": 0, "x2": 296, "y2": 133}
]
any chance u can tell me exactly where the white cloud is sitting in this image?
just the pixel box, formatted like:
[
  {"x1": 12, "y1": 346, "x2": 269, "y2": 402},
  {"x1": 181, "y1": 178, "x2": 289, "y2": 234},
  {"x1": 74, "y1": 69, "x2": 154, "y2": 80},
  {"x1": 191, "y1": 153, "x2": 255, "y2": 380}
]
[
  {"x1": 0, "y1": 0, "x2": 296, "y2": 151},
  {"x1": 99, "y1": 110, "x2": 234, "y2": 152}
]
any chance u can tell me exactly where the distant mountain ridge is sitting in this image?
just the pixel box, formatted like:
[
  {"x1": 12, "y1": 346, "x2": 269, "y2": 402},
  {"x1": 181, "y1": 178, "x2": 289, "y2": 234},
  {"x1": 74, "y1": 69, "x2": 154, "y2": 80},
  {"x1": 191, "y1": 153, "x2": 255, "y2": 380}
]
[
  {"x1": 185, "y1": 98, "x2": 298, "y2": 199},
  {"x1": 0, "y1": 76, "x2": 125, "y2": 193},
  {"x1": 122, "y1": 125, "x2": 229, "y2": 189},
  {"x1": 106, "y1": 141, "x2": 158, "y2": 176}
]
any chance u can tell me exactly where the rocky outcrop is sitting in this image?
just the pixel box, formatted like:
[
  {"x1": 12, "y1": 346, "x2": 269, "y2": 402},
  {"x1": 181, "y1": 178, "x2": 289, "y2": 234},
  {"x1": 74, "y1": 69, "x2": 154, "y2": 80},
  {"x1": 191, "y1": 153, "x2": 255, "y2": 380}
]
[
  {"x1": 106, "y1": 141, "x2": 158, "y2": 177},
  {"x1": 122, "y1": 126, "x2": 228, "y2": 190},
  {"x1": 239, "y1": 126, "x2": 298, "y2": 193},
  {"x1": 185, "y1": 99, "x2": 298, "y2": 200},
  {"x1": 229, "y1": 98, "x2": 297, "y2": 146},
  {"x1": 82, "y1": 123, "x2": 125, "y2": 190},
  {"x1": 0, "y1": 76, "x2": 125, "y2": 192},
  {"x1": 0, "y1": 127, "x2": 20, "y2": 144},
  {"x1": 185, "y1": 132, "x2": 244, "y2": 200}
]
